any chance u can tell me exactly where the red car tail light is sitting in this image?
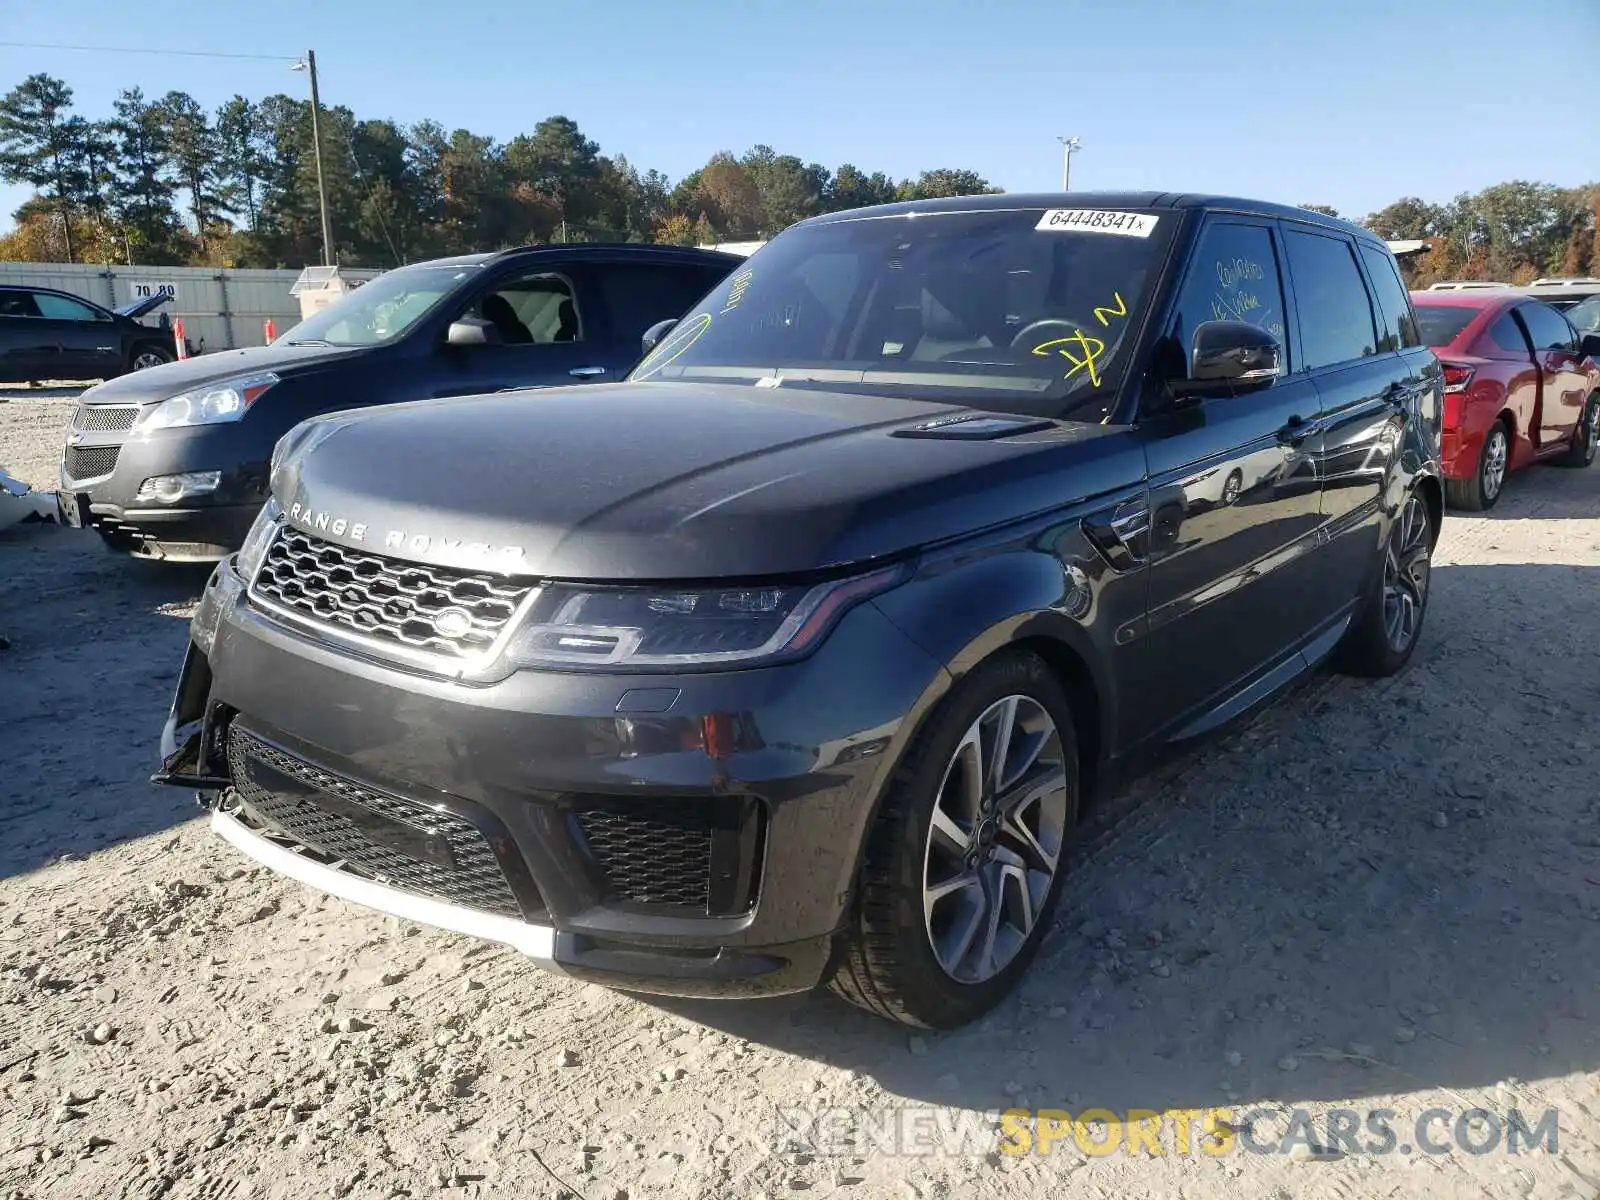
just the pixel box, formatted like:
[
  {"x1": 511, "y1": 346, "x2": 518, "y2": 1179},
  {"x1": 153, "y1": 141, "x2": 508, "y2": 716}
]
[{"x1": 1441, "y1": 362, "x2": 1475, "y2": 393}]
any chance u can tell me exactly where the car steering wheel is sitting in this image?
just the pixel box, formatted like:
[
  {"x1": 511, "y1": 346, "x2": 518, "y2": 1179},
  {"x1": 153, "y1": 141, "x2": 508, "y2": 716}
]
[{"x1": 1009, "y1": 318, "x2": 1104, "y2": 354}]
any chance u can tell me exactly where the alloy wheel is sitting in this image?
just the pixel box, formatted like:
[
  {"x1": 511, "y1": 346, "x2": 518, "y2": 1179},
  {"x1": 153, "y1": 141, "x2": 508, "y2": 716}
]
[
  {"x1": 1481, "y1": 428, "x2": 1508, "y2": 502},
  {"x1": 1382, "y1": 494, "x2": 1431, "y2": 654},
  {"x1": 1584, "y1": 401, "x2": 1598, "y2": 466},
  {"x1": 133, "y1": 351, "x2": 169, "y2": 370},
  {"x1": 921, "y1": 695, "x2": 1070, "y2": 984}
]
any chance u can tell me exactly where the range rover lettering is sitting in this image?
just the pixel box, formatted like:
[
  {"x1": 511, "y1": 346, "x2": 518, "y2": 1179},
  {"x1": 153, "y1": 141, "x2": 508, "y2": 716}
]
[{"x1": 157, "y1": 193, "x2": 1443, "y2": 1029}]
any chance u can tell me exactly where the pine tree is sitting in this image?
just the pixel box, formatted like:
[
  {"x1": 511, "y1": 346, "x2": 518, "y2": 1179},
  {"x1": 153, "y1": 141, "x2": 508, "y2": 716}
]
[{"x1": 0, "y1": 74, "x2": 90, "y2": 261}]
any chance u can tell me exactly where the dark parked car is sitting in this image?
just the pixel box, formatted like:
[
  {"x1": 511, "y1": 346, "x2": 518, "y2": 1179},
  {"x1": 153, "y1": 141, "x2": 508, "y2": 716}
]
[
  {"x1": 156, "y1": 193, "x2": 1443, "y2": 1028},
  {"x1": 0, "y1": 286, "x2": 175, "y2": 383},
  {"x1": 56, "y1": 244, "x2": 744, "y2": 561}
]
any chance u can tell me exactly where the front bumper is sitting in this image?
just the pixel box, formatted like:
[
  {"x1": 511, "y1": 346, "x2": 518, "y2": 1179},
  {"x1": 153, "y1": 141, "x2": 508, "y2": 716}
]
[
  {"x1": 59, "y1": 415, "x2": 269, "y2": 560},
  {"x1": 161, "y1": 557, "x2": 949, "y2": 998}
]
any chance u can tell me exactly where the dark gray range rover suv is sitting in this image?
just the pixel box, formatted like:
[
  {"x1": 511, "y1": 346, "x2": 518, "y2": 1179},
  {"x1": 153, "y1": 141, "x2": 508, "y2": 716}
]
[{"x1": 157, "y1": 193, "x2": 1443, "y2": 1029}]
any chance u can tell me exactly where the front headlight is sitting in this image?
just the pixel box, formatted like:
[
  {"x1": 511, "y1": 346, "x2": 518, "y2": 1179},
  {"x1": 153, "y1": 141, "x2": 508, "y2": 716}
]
[
  {"x1": 140, "y1": 372, "x2": 280, "y2": 432},
  {"x1": 234, "y1": 499, "x2": 280, "y2": 582},
  {"x1": 504, "y1": 565, "x2": 909, "y2": 672}
]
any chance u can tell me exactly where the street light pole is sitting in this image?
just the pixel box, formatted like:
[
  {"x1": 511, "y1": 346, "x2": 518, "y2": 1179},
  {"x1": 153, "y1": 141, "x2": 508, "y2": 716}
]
[
  {"x1": 1056, "y1": 136, "x2": 1082, "y2": 192},
  {"x1": 294, "y1": 50, "x2": 335, "y2": 266}
]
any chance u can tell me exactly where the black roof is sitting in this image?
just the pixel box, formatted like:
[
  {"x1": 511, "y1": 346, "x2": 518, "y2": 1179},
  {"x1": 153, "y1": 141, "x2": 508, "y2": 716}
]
[
  {"x1": 805, "y1": 190, "x2": 1385, "y2": 247},
  {"x1": 388, "y1": 243, "x2": 747, "y2": 272}
]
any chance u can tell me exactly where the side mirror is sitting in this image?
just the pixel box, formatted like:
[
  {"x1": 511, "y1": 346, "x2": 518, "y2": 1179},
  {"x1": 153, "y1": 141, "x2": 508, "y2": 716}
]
[
  {"x1": 641, "y1": 318, "x2": 678, "y2": 356},
  {"x1": 1171, "y1": 320, "x2": 1282, "y2": 399},
  {"x1": 446, "y1": 317, "x2": 502, "y2": 347},
  {"x1": 1579, "y1": 332, "x2": 1600, "y2": 360}
]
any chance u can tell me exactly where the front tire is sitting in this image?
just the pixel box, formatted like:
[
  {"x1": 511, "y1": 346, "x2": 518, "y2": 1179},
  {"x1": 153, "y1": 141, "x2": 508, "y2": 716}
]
[
  {"x1": 1336, "y1": 489, "x2": 1432, "y2": 678},
  {"x1": 130, "y1": 344, "x2": 173, "y2": 372},
  {"x1": 1556, "y1": 393, "x2": 1599, "y2": 468},
  {"x1": 830, "y1": 651, "x2": 1078, "y2": 1028},
  {"x1": 1444, "y1": 419, "x2": 1508, "y2": 511}
]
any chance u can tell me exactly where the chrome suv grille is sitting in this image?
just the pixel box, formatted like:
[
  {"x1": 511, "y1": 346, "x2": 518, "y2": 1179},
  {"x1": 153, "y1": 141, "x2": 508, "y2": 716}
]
[
  {"x1": 250, "y1": 526, "x2": 536, "y2": 660},
  {"x1": 227, "y1": 728, "x2": 531, "y2": 920},
  {"x1": 73, "y1": 404, "x2": 139, "y2": 433},
  {"x1": 63, "y1": 444, "x2": 119, "y2": 480}
]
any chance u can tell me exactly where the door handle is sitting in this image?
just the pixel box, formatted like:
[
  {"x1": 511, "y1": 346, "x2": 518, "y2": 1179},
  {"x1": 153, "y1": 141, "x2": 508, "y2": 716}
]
[
  {"x1": 1276, "y1": 414, "x2": 1318, "y2": 446},
  {"x1": 569, "y1": 366, "x2": 607, "y2": 378}
]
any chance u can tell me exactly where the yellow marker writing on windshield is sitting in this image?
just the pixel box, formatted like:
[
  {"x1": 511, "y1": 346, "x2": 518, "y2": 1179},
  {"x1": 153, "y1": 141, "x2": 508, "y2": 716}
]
[
  {"x1": 1032, "y1": 331, "x2": 1107, "y2": 388},
  {"x1": 1093, "y1": 292, "x2": 1127, "y2": 327}
]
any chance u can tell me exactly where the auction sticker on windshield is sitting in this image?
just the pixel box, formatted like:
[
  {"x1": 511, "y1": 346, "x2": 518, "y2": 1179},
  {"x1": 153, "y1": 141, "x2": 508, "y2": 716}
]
[{"x1": 1036, "y1": 209, "x2": 1159, "y2": 237}]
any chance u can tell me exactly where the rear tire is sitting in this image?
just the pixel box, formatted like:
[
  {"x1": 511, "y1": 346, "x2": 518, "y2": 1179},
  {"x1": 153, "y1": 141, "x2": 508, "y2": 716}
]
[
  {"x1": 1443, "y1": 419, "x2": 1507, "y2": 511},
  {"x1": 1556, "y1": 393, "x2": 1599, "y2": 468},
  {"x1": 1335, "y1": 489, "x2": 1432, "y2": 678},
  {"x1": 829, "y1": 651, "x2": 1079, "y2": 1029}
]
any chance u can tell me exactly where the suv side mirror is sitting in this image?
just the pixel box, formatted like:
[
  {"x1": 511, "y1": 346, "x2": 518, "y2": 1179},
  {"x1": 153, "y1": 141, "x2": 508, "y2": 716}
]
[
  {"x1": 641, "y1": 318, "x2": 677, "y2": 356},
  {"x1": 1171, "y1": 320, "x2": 1281, "y2": 399},
  {"x1": 1579, "y1": 332, "x2": 1600, "y2": 360},
  {"x1": 446, "y1": 317, "x2": 502, "y2": 347}
]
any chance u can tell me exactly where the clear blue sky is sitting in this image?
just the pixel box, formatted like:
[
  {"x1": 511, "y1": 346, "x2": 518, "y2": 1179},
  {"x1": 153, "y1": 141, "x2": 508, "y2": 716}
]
[{"x1": 3, "y1": 0, "x2": 1597, "y2": 236}]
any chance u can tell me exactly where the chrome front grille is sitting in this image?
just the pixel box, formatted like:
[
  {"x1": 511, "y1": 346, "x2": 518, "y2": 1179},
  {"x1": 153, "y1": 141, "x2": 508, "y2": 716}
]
[
  {"x1": 63, "y1": 444, "x2": 119, "y2": 480},
  {"x1": 73, "y1": 404, "x2": 140, "y2": 433},
  {"x1": 250, "y1": 526, "x2": 536, "y2": 660}
]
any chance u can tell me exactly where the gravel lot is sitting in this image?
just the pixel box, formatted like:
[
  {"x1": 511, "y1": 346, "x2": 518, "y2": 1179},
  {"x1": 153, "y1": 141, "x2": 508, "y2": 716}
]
[{"x1": 3, "y1": 392, "x2": 1598, "y2": 1200}]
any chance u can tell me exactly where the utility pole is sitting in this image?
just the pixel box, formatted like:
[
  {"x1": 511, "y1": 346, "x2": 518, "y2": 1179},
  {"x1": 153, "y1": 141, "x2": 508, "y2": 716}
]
[
  {"x1": 294, "y1": 50, "x2": 335, "y2": 266},
  {"x1": 1057, "y1": 136, "x2": 1082, "y2": 192}
]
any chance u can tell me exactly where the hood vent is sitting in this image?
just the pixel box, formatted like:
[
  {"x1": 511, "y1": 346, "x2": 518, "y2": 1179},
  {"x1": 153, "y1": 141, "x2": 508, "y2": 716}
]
[{"x1": 890, "y1": 413, "x2": 1055, "y2": 441}]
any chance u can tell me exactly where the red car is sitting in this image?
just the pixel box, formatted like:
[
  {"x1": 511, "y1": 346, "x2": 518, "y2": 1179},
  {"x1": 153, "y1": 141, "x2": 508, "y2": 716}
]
[{"x1": 1411, "y1": 291, "x2": 1600, "y2": 509}]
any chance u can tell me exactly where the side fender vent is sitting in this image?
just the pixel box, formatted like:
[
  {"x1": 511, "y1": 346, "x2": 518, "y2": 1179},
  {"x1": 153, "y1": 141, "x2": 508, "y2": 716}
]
[{"x1": 890, "y1": 414, "x2": 1055, "y2": 440}]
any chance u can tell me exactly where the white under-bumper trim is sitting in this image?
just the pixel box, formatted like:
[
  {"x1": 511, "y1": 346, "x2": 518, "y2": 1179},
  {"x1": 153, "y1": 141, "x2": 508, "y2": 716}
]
[{"x1": 209, "y1": 807, "x2": 558, "y2": 964}]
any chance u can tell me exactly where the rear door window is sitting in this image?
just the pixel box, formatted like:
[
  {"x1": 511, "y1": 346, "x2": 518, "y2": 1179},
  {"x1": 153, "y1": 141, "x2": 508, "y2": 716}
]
[
  {"x1": 598, "y1": 263, "x2": 727, "y2": 348},
  {"x1": 1358, "y1": 244, "x2": 1421, "y2": 350},
  {"x1": 0, "y1": 291, "x2": 41, "y2": 318},
  {"x1": 1284, "y1": 230, "x2": 1379, "y2": 371},
  {"x1": 1516, "y1": 302, "x2": 1578, "y2": 352}
]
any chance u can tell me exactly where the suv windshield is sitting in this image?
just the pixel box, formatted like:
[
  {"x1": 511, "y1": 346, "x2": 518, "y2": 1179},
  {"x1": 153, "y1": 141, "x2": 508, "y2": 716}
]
[
  {"x1": 629, "y1": 206, "x2": 1177, "y2": 419},
  {"x1": 282, "y1": 263, "x2": 479, "y2": 347}
]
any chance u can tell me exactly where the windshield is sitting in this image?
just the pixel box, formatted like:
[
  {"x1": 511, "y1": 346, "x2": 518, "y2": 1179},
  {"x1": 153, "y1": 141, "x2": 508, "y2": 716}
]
[
  {"x1": 1413, "y1": 304, "x2": 1480, "y2": 349},
  {"x1": 628, "y1": 206, "x2": 1177, "y2": 419},
  {"x1": 281, "y1": 263, "x2": 479, "y2": 347}
]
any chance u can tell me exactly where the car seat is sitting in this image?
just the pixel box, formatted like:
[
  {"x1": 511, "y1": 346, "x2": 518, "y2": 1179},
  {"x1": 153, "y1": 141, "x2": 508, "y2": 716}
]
[{"x1": 480, "y1": 294, "x2": 532, "y2": 344}]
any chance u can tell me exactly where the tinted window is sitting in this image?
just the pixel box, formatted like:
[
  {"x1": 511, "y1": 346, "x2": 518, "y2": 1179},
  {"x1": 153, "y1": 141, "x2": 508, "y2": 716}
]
[
  {"x1": 1169, "y1": 221, "x2": 1287, "y2": 356},
  {"x1": 33, "y1": 292, "x2": 100, "y2": 321},
  {"x1": 1488, "y1": 312, "x2": 1531, "y2": 355},
  {"x1": 0, "y1": 291, "x2": 41, "y2": 318},
  {"x1": 628, "y1": 207, "x2": 1178, "y2": 420},
  {"x1": 1284, "y1": 230, "x2": 1378, "y2": 370},
  {"x1": 599, "y1": 263, "x2": 727, "y2": 348},
  {"x1": 1414, "y1": 305, "x2": 1479, "y2": 349},
  {"x1": 1516, "y1": 302, "x2": 1577, "y2": 352},
  {"x1": 1358, "y1": 245, "x2": 1420, "y2": 350}
]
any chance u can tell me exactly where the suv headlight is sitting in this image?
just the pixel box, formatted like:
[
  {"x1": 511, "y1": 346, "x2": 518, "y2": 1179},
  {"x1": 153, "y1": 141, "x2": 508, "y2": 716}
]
[
  {"x1": 504, "y1": 564, "x2": 908, "y2": 671},
  {"x1": 234, "y1": 499, "x2": 280, "y2": 581},
  {"x1": 141, "y1": 372, "x2": 280, "y2": 432}
]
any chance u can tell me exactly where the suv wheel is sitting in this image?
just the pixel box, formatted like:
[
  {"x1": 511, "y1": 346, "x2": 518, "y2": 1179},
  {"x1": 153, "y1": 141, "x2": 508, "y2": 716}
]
[
  {"x1": 1336, "y1": 489, "x2": 1432, "y2": 678},
  {"x1": 830, "y1": 651, "x2": 1078, "y2": 1028},
  {"x1": 131, "y1": 345, "x2": 173, "y2": 372},
  {"x1": 1557, "y1": 393, "x2": 1599, "y2": 468},
  {"x1": 1444, "y1": 419, "x2": 1507, "y2": 510}
]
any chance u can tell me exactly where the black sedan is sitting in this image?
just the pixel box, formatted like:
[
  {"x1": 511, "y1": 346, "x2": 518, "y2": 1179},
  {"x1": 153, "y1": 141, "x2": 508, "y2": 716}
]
[
  {"x1": 0, "y1": 286, "x2": 175, "y2": 383},
  {"x1": 56, "y1": 244, "x2": 744, "y2": 561}
]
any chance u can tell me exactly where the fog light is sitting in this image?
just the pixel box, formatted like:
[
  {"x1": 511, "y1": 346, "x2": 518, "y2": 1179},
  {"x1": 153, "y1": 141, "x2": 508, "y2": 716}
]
[{"x1": 136, "y1": 471, "x2": 222, "y2": 504}]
